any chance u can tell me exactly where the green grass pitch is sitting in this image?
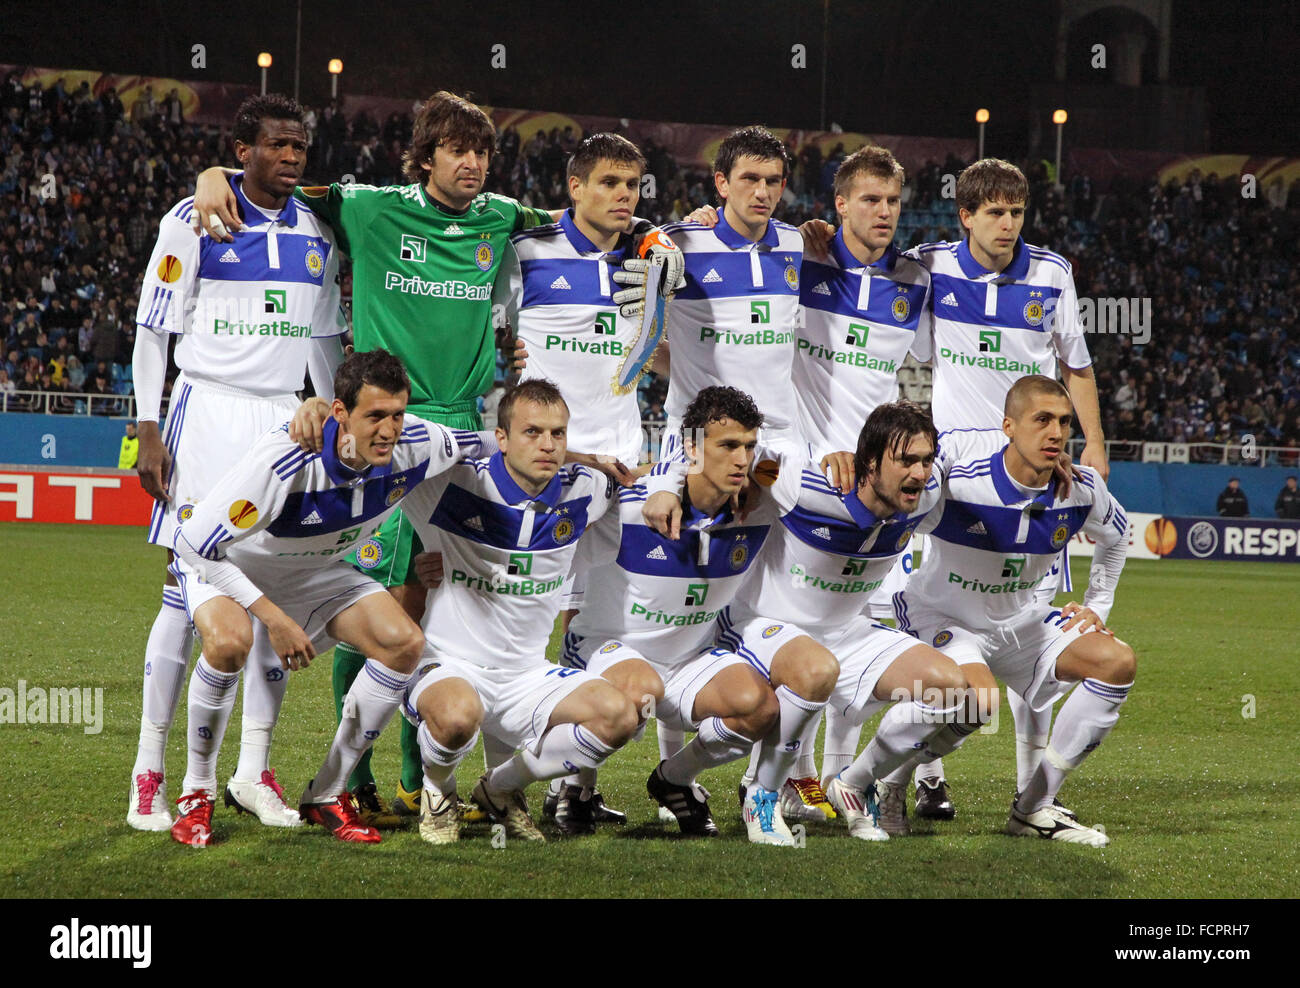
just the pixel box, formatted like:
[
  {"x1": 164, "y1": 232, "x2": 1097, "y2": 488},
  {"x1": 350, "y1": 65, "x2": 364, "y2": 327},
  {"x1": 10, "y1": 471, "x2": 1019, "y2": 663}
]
[{"x1": 2, "y1": 523, "x2": 1297, "y2": 898}]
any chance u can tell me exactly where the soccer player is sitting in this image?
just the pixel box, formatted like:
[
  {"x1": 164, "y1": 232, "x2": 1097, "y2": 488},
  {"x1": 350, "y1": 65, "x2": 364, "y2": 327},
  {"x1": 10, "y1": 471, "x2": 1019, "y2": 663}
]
[
  {"x1": 640, "y1": 125, "x2": 805, "y2": 776},
  {"x1": 166, "y1": 349, "x2": 489, "y2": 846},
  {"x1": 394, "y1": 380, "x2": 637, "y2": 845},
  {"x1": 495, "y1": 132, "x2": 684, "y2": 830},
  {"x1": 893, "y1": 376, "x2": 1133, "y2": 845},
  {"x1": 128, "y1": 93, "x2": 347, "y2": 832},
  {"x1": 190, "y1": 93, "x2": 562, "y2": 823},
  {"x1": 564, "y1": 386, "x2": 801, "y2": 844}
]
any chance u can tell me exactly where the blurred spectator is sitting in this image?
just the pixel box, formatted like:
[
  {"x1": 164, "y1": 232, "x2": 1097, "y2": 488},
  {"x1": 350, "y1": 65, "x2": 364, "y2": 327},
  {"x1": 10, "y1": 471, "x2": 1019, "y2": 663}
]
[
  {"x1": 1276, "y1": 476, "x2": 1300, "y2": 519},
  {"x1": 1217, "y1": 478, "x2": 1249, "y2": 516},
  {"x1": 119, "y1": 420, "x2": 139, "y2": 468}
]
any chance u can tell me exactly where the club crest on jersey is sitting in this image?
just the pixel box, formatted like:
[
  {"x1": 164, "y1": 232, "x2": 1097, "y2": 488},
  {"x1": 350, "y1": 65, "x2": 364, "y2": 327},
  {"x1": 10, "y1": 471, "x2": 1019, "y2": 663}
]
[
  {"x1": 553, "y1": 517, "x2": 575, "y2": 544},
  {"x1": 156, "y1": 254, "x2": 183, "y2": 283},
  {"x1": 355, "y1": 539, "x2": 384, "y2": 569},
  {"x1": 1023, "y1": 291, "x2": 1045, "y2": 326},
  {"x1": 784, "y1": 264, "x2": 799, "y2": 290},
  {"x1": 177, "y1": 503, "x2": 194, "y2": 522},
  {"x1": 598, "y1": 641, "x2": 621, "y2": 654},
  {"x1": 386, "y1": 484, "x2": 407, "y2": 507},
  {"x1": 475, "y1": 241, "x2": 494, "y2": 271},
  {"x1": 762, "y1": 624, "x2": 783, "y2": 639},
  {"x1": 305, "y1": 247, "x2": 324, "y2": 278},
  {"x1": 228, "y1": 499, "x2": 258, "y2": 528},
  {"x1": 891, "y1": 293, "x2": 911, "y2": 322},
  {"x1": 933, "y1": 630, "x2": 953, "y2": 648},
  {"x1": 1051, "y1": 523, "x2": 1070, "y2": 549},
  {"x1": 896, "y1": 527, "x2": 913, "y2": 551},
  {"x1": 729, "y1": 539, "x2": 749, "y2": 570}
]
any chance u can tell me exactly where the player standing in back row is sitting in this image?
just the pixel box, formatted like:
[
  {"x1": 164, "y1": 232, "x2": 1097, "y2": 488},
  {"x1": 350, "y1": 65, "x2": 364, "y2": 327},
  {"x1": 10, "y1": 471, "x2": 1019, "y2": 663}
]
[{"x1": 128, "y1": 94, "x2": 346, "y2": 833}]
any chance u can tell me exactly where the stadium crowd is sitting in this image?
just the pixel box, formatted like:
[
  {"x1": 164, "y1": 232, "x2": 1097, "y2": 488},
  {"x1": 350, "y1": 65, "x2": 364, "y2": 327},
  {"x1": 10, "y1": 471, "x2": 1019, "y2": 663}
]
[{"x1": 2, "y1": 75, "x2": 1298, "y2": 457}]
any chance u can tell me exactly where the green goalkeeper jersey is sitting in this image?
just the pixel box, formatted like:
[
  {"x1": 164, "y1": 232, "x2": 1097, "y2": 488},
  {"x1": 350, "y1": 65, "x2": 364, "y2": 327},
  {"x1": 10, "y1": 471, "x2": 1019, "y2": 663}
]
[{"x1": 294, "y1": 182, "x2": 551, "y2": 418}]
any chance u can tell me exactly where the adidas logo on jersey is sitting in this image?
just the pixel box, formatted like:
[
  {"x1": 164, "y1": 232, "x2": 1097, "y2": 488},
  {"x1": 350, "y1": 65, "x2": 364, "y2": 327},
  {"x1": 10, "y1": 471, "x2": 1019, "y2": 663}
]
[
  {"x1": 302, "y1": 509, "x2": 323, "y2": 525},
  {"x1": 464, "y1": 516, "x2": 485, "y2": 532},
  {"x1": 550, "y1": 276, "x2": 572, "y2": 290},
  {"x1": 966, "y1": 520, "x2": 987, "y2": 535},
  {"x1": 219, "y1": 248, "x2": 240, "y2": 263},
  {"x1": 812, "y1": 525, "x2": 832, "y2": 540},
  {"x1": 939, "y1": 292, "x2": 958, "y2": 306},
  {"x1": 444, "y1": 223, "x2": 464, "y2": 236},
  {"x1": 645, "y1": 545, "x2": 668, "y2": 561},
  {"x1": 702, "y1": 269, "x2": 723, "y2": 284},
  {"x1": 812, "y1": 281, "x2": 831, "y2": 295}
]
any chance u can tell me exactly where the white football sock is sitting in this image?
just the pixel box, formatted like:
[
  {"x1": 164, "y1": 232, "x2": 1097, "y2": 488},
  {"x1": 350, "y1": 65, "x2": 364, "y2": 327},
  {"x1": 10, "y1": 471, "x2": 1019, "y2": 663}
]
[
  {"x1": 1008, "y1": 687, "x2": 1052, "y2": 792},
  {"x1": 1019, "y1": 679, "x2": 1132, "y2": 812},
  {"x1": 914, "y1": 757, "x2": 945, "y2": 785},
  {"x1": 181, "y1": 656, "x2": 240, "y2": 794},
  {"x1": 820, "y1": 706, "x2": 864, "y2": 787},
  {"x1": 792, "y1": 714, "x2": 820, "y2": 779},
  {"x1": 657, "y1": 722, "x2": 686, "y2": 760},
  {"x1": 133, "y1": 587, "x2": 193, "y2": 776},
  {"x1": 754, "y1": 685, "x2": 826, "y2": 792},
  {"x1": 488, "y1": 723, "x2": 616, "y2": 793},
  {"x1": 660, "y1": 716, "x2": 752, "y2": 786},
  {"x1": 233, "y1": 624, "x2": 287, "y2": 782},
  {"x1": 840, "y1": 699, "x2": 964, "y2": 791},
  {"x1": 306, "y1": 659, "x2": 411, "y2": 802},
  {"x1": 483, "y1": 730, "x2": 515, "y2": 772},
  {"x1": 418, "y1": 721, "x2": 478, "y2": 796}
]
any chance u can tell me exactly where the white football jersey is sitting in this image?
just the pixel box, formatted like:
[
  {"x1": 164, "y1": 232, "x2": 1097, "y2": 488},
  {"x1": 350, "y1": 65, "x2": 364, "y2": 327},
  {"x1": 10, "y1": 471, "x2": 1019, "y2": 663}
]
[
  {"x1": 565, "y1": 483, "x2": 776, "y2": 665},
  {"x1": 496, "y1": 211, "x2": 643, "y2": 466},
  {"x1": 136, "y1": 178, "x2": 347, "y2": 397},
  {"x1": 905, "y1": 428, "x2": 1127, "y2": 628},
  {"x1": 401, "y1": 455, "x2": 619, "y2": 669},
  {"x1": 912, "y1": 237, "x2": 1090, "y2": 431},
  {"x1": 660, "y1": 214, "x2": 804, "y2": 434},
  {"x1": 171, "y1": 414, "x2": 486, "y2": 605},
  {"x1": 732, "y1": 453, "x2": 940, "y2": 633},
  {"x1": 795, "y1": 236, "x2": 931, "y2": 458}
]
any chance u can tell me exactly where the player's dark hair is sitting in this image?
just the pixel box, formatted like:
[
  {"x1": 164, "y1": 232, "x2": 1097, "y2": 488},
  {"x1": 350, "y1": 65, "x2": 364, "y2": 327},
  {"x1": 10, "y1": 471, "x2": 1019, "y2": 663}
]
[
  {"x1": 956, "y1": 158, "x2": 1030, "y2": 215},
  {"x1": 566, "y1": 133, "x2": 646, "y2": 186},
  {"x1": 402, "y1": 91, "x2": 497, "y2": 184},
  {"x1": 497, "y1": 379, "x2": 569, "y2": 433},
  {"x1": 713, "y1": 126, "x2": 790, "y2": 182},
  {"x1": 832, "y1": 145, "x2": 905, "y2": 201},
  {"x1": 854, "y1": 400, "x2": 938, "y2": 482},
  {"x1": 232, "y1": 94, "x2": 303, "y2": 147},
  {"x1": 1003, "y1": 374, "x2": 1070, "y2": 420},
  {"x1": 681, "y1": 386, "x2": 764, "y2": 442},
  {"x1": 333, "y1": 348, "x2": 411, "y2": 411}
]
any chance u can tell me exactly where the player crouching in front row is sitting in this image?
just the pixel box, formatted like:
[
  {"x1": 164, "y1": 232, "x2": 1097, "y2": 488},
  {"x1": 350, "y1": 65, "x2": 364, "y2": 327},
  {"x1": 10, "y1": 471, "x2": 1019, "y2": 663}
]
[
  {"x1": 394, "y1": 380, "x2": 641, "y2": 844},
  {"x1": 167, "y1": 350, "x2": 490, "y2": 846}
]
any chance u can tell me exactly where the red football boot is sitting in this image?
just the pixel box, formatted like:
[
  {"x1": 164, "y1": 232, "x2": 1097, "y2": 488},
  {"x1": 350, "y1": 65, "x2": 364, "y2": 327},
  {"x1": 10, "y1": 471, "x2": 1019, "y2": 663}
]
[
  {"x1": 171, "y1": 790, "x2": 216, "y2": 847},
  {"x1": 299, "y1": 791, "x2": 382, "y2": 844}
]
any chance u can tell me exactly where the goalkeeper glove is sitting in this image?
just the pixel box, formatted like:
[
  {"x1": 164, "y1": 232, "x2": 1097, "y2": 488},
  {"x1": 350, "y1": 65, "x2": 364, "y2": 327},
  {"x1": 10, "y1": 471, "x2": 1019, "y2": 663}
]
[{"x1": 612, "y1": 227, "x2": 685, "y2": 319}]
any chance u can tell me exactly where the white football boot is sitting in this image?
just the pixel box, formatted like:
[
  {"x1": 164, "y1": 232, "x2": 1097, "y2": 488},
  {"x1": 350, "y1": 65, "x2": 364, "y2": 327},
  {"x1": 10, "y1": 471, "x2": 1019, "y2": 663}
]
[
  {"x1": 223, "y1": 769, "x2": 304, "y2": 827},
  {"x1": 824, "y1": 774, "x2": 890, "y2": 842},
  {"x1": 127, "y1": 769, "x2": 173, "y2": 831}
]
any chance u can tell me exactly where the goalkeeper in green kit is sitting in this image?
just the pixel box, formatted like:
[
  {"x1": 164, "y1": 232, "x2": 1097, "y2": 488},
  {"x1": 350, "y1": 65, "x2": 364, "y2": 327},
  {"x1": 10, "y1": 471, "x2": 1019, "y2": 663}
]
[{"x1": 190, "y1": 92, "x2": 681, "y2": 825}]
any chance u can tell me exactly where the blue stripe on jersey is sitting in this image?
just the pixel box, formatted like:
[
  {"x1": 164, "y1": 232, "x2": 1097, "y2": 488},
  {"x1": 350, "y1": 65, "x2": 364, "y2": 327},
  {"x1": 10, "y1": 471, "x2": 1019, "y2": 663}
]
[
  {"x1": 273, "y1": 449, "x2": 318, "y2": 481},
  {"x1": 1027, "y1": 246, "x2": 1071, "y2": 274},
  {"x1": 197, "y1": 230, "x2": 331, "y2": 286},
  {"x1": 780, "y1": 504, "x2": 920, "y2": 558},
  {"x1": 266, "y1": 462, "x2": 431, "y2": 538},
  {"x1": 929, "y1": 273, "x2": 1064, "y2": 332},
  {"x1": 199, "y1": 523, "x2": 231, "y2": 560},
  {"x1": 615, "y1": 523, "x2": 769, "y2": 579},
  {"x1": 426, "y1": 483, "x2": 593, "y2": 551},
  {"x1": 929, "y1": 500, "x2": 1092, "y2": 553},
  {"x1": 520, "y1": 257, "x2": 613, "y2": 307},
  {"x1": 799, "y1": 261, "x2": 926, "y2": 330},
  {"x1": 675, "y1": 252, "x2": 801, "y2": 301},
  {"x1": 172, "y1": 197, "x2": 195, "y2": 219}
]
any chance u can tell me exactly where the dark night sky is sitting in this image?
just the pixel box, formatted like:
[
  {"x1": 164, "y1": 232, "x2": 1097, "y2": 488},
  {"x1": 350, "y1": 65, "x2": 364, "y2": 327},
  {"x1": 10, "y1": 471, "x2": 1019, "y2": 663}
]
[{"x1": 1, "y1": 0, "x2": 1296, "y2": 155}]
